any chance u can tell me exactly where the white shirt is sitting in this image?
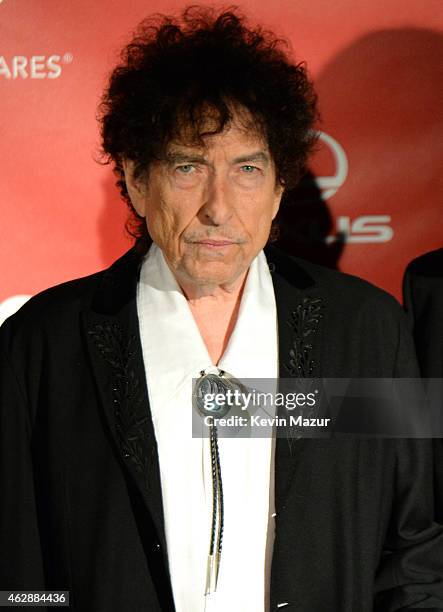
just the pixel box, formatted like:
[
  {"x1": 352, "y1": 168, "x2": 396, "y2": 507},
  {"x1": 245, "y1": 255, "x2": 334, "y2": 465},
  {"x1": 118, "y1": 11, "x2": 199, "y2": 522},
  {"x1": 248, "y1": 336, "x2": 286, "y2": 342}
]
[{"x1": 136, "y1": 243, "x2": 278, "y2": 612}]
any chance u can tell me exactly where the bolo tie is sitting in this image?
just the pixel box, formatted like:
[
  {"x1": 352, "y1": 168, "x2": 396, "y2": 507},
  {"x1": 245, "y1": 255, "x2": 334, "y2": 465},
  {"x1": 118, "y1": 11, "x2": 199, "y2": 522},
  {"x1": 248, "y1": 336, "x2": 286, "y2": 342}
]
[{"x1": 193, "y1": 368, "x2": 246, "y2": 595}]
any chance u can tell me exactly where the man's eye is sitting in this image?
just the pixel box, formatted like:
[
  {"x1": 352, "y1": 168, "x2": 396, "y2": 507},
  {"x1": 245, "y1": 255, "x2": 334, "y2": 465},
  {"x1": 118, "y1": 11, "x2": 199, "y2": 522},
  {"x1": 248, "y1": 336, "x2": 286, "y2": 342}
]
[
  {"x1": 240, "y1": 165, "x2": 257, "y2": 173},
  {"x1": 176, "y1": 164, "x2": 195, "y2": 174}
]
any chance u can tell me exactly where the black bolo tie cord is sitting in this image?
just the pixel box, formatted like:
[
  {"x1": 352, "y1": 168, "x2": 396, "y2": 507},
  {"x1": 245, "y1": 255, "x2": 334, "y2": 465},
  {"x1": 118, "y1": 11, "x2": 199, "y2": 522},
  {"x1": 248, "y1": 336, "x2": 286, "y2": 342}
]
[{"x1": 209, "y1": 422, "x2": 224, "y2": 568}]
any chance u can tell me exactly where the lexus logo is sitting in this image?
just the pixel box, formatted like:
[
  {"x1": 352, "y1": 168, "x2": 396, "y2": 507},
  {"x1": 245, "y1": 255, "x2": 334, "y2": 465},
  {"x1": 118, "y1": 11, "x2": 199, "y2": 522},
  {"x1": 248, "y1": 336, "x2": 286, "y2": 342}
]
[
  {"x1": 314, "y1": 130, "x2": 349, "y2": 200},
  {"x1": 312, "y1": 131, "x2": 393, "y2": 244}
]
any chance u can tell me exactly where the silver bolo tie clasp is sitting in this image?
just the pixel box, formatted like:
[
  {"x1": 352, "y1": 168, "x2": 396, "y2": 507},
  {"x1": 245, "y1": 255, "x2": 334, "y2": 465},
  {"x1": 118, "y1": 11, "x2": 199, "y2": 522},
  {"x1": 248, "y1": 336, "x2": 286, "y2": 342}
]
[
  {"x1": 192, "y1": 368, "x2": 248, "y2": 595},
  {"x1": 193, "y1": 368, "x2": 248, "y2": 419}
]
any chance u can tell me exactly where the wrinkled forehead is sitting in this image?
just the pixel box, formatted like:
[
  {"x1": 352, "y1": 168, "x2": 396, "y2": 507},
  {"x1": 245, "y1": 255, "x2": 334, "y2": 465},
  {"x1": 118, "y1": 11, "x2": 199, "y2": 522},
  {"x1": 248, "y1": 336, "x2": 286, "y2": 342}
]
[{"x1": 166, "y1": 102, "x2": 268, "y2": 154}]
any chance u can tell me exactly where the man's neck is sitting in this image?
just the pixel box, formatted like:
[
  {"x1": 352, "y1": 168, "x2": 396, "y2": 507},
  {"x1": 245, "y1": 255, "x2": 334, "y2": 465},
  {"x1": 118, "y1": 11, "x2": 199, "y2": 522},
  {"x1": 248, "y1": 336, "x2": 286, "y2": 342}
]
[{"x1": 179, "y1": 270, "x2": 249, "y2": 365}]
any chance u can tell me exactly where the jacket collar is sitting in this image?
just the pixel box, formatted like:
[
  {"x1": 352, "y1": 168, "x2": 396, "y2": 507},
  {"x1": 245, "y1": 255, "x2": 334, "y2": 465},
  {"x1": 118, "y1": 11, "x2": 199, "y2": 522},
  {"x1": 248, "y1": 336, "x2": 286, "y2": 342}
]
[{"x1": 81, "y1": 243, "x2": 324, "y2": 578}]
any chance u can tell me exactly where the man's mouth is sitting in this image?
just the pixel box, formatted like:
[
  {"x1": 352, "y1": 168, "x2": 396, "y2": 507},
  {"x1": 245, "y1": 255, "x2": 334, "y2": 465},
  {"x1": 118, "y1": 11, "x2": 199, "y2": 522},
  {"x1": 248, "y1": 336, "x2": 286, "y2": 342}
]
[{"x1": 195, "y1": 240, "x2": 236, "y2": 246}]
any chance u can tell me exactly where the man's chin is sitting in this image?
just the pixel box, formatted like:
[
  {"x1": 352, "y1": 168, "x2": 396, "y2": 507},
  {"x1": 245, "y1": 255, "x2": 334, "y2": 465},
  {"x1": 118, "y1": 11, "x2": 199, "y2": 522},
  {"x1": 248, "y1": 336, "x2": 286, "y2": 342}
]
[{"x1": 182, "y1": 261, "x2": 246, "y2": 288}]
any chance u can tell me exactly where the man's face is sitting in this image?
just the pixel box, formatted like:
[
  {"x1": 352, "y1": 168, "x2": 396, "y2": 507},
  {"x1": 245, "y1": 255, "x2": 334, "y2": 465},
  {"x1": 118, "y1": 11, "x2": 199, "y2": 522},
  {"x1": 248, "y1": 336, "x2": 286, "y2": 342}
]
[{"x1": 124, "y1": 114, "x2": 283, "y2": 289}]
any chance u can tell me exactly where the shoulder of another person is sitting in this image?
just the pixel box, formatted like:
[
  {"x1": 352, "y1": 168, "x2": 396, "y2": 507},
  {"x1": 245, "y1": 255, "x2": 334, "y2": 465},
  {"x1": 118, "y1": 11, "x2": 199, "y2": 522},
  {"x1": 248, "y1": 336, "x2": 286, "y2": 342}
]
[{"x1": 405, "y1": 247, "x2": 443, "y2": 281}]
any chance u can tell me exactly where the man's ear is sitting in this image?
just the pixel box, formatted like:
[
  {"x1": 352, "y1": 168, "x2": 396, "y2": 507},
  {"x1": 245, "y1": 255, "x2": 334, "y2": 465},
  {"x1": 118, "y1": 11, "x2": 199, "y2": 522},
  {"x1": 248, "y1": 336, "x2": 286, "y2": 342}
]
[
  {"x1": 272, "y1": 181, "x2": 284, "y2": 220},
  {"x1": 121, "y1": 159, "x2": 147, "y2": 218}
]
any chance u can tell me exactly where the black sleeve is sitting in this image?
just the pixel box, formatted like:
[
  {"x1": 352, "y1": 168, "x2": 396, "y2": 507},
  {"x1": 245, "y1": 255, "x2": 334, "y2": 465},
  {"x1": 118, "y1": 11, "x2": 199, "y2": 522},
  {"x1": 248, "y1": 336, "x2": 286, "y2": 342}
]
[
  {"x1": 374, "y1": 439, "x2": 443, "y2": 611},
  {"x1": 392, "y1": 301, "x2": 421, "y2": 378},
  {"x1": 374, "y1": 311, "x2": 443, "y2": 610},
  {"x1": 403, "y1": 259, "x2": 443, "y2": 528},
  {"x1": 402, "y1": 259, "x2": 443, "y2": 378},
  {"x1": 0, "y1": 318, "x2": 46, "y2": 592}
]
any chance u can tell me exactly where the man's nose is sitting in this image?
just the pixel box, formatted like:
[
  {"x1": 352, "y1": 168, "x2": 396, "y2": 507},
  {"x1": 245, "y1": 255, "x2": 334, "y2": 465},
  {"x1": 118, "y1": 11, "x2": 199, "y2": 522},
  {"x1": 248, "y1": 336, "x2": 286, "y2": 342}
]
[{"x1": 198, "y1": 173, "x2": 234, "y2": 226}]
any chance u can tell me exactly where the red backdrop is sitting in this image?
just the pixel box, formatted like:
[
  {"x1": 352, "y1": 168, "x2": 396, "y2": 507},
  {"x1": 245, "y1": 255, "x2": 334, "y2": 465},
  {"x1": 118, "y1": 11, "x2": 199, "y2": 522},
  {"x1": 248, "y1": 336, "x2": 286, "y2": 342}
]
[{"x1": 1, "y1": 0, "x2": 442, "y2": 323}]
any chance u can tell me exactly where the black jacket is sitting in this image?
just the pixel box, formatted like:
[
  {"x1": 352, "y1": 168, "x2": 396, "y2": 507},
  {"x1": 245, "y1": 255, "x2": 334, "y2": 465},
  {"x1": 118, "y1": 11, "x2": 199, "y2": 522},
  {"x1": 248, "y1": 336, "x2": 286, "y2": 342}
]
[
  {"x1": 1, "y1": 245, "x2": 443, "y2": 611},
  {"x1": 403, "y1": 247, "x2": 443, "y2": 527},
  {"x1": 403, "y1": 248, "x2": 443, "y2": 378}
]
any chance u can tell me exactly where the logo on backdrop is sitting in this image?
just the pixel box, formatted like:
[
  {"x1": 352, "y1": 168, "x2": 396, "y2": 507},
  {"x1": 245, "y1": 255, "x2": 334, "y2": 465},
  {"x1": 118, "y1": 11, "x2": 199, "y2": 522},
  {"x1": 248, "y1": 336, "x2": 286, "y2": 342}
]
[
  {"x1": 316, "y1": 130, "x2": 393, "y2": 244},
  {"x1": 0, "y1": 54, "x2": 73, "y2": 79},
  {"x1": 315, "y1": 131, "x2": 348, "y2": 201}
]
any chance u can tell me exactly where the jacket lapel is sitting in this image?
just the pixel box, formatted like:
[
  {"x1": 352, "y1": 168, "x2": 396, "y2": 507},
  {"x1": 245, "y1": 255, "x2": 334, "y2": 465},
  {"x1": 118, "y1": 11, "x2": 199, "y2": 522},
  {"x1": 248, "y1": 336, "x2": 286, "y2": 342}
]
[
  {"x1": 265, "y1": 246, "x2": 325, "y2": 513},
  {"x1": 81, "y1": 248, "x2": 167, "y2": 553}
]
